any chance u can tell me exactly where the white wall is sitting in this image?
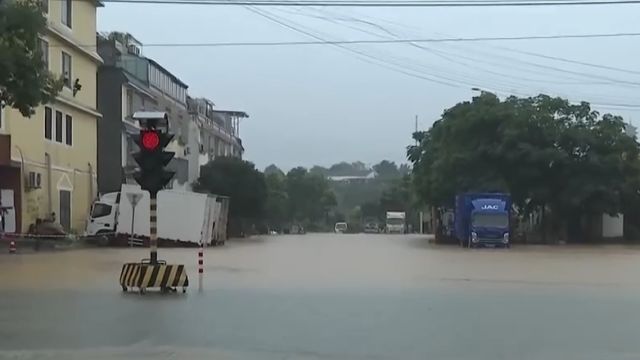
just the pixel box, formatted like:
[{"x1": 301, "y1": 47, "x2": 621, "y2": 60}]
[{"x1": 602, "y1": 213, "x2": 624, "y2": 238}]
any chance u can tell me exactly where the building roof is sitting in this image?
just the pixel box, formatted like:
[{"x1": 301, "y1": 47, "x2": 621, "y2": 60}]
[
  {"x1": 146, "y1": 58, "x2": 189, "y2": 88},
  {"x1": 212, "y1": 110, "x2": 249, "y2": 118},
  {"x1": 328, "y1": 172, "x2": 376, "y2": 182}
]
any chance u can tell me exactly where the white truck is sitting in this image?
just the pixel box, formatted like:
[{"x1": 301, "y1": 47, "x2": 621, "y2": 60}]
[
  {"x1": 385, "y1": 211, "x2": 406, "y2": 234},
  {"x1": 86, "y1": 184, "x2": 226, "y2": 246}
]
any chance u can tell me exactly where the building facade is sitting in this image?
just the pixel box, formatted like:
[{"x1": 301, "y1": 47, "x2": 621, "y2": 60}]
[
  {"x1": 146, "y1": 59, "x2": 191, "y2": 189},
  {"x1": 97, "y1": 32, "x2": 158, "y2": 194},
  {"x1": 0, "y1": 0, "x2": 102, "y2": 233},
  {"x1": 96, "y1": 32, "x2": 190, "y2": 195},
  {"x1": 187, "y1": 97, "x2": 247, "y2": 173}
]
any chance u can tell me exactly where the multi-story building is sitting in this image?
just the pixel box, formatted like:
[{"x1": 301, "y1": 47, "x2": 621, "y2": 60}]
[
  {"x1": 187, "y1": 97, "x2": 247, "y2": 175},
  {"x1": 96, "y1": 32, "x2": 189, "y2": 194},
  {"x1": 146, "y1": 58, "x2": 191, "y2": 189},
  {"x1": 0, "y1": 0, "x2": 102, "y2": 233}
]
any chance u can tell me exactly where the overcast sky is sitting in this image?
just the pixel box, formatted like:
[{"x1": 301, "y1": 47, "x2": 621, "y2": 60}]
[{"x1": 99, "y1": 3, "x2": 640, "y2": 171}]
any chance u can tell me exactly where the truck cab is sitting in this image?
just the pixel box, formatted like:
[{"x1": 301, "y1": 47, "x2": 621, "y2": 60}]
[
  {"x1": 455, "y1": 193, "x2": 511, "y2": 248},
  {"x1": 385, "y1": 212, "x2": 406, "y2": 234},
  {"x1": 85, "y1": 192, "x2": 120, "y2": 236}
]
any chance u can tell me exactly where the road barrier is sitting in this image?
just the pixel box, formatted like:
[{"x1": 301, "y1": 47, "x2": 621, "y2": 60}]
[{"x1": 120, "y1": 261, "x2": 189, "y2": 294}]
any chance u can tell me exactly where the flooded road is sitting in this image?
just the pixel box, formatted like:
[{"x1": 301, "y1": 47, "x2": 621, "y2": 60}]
[{"x1": 2, "y1": 234, "x2": 640, "y2": 359}]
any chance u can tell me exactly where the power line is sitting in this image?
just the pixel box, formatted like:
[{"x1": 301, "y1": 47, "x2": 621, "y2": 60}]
[
  {"x1": 284, "y1": 6, "x2": 633, "y2": 86},
  {"x1": 293, "y1": 7, "x2": 640, "y2": 78},
  {"x1": 95, "y1": 0, "x2": 640, "y2": 6},
  {"x1": 243, "y1": 5, "x2": 468, "y2": 87},
  {"x1": 58, "y1": 31, "x2": 640, "y2": 49},
  {"x1": 495, "y1": 47, "x2": 640, "y2": 75},
  {"x1": 244, "y1": 6, "x2": 640, "y2": 107},
  {"x1": 114, "y1": 32, "x2": 640, "y2": 47}
]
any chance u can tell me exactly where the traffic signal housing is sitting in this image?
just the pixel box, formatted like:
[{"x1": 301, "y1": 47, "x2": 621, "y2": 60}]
[{"x1": 133, "y1": 129, "x2": 175, "y2": 196}]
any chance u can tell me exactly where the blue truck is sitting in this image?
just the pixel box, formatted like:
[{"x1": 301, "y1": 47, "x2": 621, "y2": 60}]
[{"x1": 454, "y1": 193, "x2": 511, "y2": 248}]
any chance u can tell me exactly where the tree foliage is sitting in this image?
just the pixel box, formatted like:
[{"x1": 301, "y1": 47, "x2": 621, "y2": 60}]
[
  {"x1": 261, "y1": 166, "x2": 337, "y2": 230},
  {"x1": 264, "y1": 172, "x2": 288, "y2": 227},
  {"x1": 327, "y1": 161, "x2": 370, "y2": 176},
  {"x1": 373, "y1": 160, "x2": 400, "y2": 179},
  {"x1": 264, "y1": 164, "x2": 284, "y2": 177},
  {"x1": 285, "y1": 167, "x2": 336, "y2": 223},
  {"x1": 408, "y1": 93, "x2": 640, "y2": 239},
  {"x1": 0, "y1": 0, "x2": 63, "y2": 116},
  {"x1": 195, "y1": 157, "x2": 267, "y2": 219}
]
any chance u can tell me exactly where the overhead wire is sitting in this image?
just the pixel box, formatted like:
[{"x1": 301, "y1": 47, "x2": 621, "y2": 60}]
[
  {"x1": 277, "y1": 5, "x2": 640, "y2": 94},
  {"x1": 244, "y1": 5, "x2": 568, "y2": 95},
  {"x1": 242, "y1": 6, "x2": 467, "y2": 87},
  {"x1": 247, "y1": 6, "x2": 640, "y2": 107},
  {"x1": 91, "y1": 0, "x2": 640, "y2": 6},
  {"x1": 281, "y1": 6, "x2": 619, "y2": 86},
  {"x1": 86, "y1": 0, "x2": 640, "y2": 107}
]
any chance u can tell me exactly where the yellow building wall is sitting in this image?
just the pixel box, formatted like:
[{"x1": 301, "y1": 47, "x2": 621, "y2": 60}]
[
  {"x1": 6, "y1": 103, "x2": 98, "y2": 234},
  {"x1": 46, "y1": 0, "x2": 97, "y2": 49},
  {"x1": 4, "y1": 0, "x2": 100, "y2": 234}
]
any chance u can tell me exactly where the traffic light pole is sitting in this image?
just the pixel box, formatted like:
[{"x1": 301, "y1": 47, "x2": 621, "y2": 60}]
[
  {"x1": 149, "y1": 194, "x2": 158, "y2": 264},
  {"x1": 119, "y1": 112, "x2": 188, "y2": 294}
]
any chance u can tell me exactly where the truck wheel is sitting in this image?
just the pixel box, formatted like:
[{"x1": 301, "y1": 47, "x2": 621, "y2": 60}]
[
  {"x1": 96, "y1": 232, "x2": 110, "y2": 246},
  {"x1": 121, "y1": 285, "x2": 127, "y2": 292}
]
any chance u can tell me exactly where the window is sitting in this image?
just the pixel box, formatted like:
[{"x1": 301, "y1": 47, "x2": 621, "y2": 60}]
[
  {"x1": 61, "y1": 0, "x2": 71, "y2": 27},
  {"x1": 65, "y1": 114, "x2": 72, "y2": 145},
  {"x1": 55, "y1": 110, "x2": 63, "y2": 143},
  {"x1": 471, "y1": 213, "x2": 509, "y2": 228},
  {"x1": 39, "y1": 38, "x2": 49, "y2": 69},
  {"x1": 91, "y1": 203, "x2": 112, "y2": 218},
  {"x1": 62, "y1": 52, "x2": 71, "y2": 88},
  {"x1": 44, "y1": 107, "x2": 52, "y2": 140}
]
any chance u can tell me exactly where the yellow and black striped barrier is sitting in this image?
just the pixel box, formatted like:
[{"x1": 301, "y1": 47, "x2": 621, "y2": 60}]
[{"x1": 120, "y1": 261, "x2": 189, "y2": 293}]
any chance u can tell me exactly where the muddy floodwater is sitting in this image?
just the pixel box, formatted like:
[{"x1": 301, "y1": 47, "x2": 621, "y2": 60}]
[{"x1": 2, "y1": 234, "x2": 640, "y2": 359}]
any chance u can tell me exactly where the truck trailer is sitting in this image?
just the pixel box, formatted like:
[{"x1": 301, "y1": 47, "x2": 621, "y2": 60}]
[{"x1": 86, "y1": 184, "x2": 227, "y2": 246}]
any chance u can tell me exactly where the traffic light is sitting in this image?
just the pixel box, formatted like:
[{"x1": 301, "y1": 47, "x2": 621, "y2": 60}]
[{"x1": 132, "y1": 128, "x2": 175, "y2": 196}]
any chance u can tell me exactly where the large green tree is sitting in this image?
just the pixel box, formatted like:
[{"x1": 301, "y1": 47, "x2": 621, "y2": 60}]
[
  {"x1": 264, "y1": 164, "x2": 284, "y2": 177},
  {"x1": 264, "y1": 171, "x2": 288, "y2": 230},
  {"x1": 373, "y1": 160, "x2": 400, "y2": 179},
  {"x1": 0, "y1": 0, "x2": 62, "y2": 116},
  {"x1": 194, "y1": 157, "x2": 267, "y2": 220},
  {"x1": 285, "y1": 167, "x2": 336, "y2": 225},
  {"x1": 408, "y1": 92, "x2": 640, "y2": 240}
]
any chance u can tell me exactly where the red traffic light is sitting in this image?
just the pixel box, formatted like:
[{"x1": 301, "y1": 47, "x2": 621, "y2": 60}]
[{"x1": 141, "y1": 130, "x2": 160, "y2": 151}]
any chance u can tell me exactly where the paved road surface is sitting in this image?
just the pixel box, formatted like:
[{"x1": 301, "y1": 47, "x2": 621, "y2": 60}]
[{"x1": 2, "y1": 234, "x2": 640, "y2": 359}]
